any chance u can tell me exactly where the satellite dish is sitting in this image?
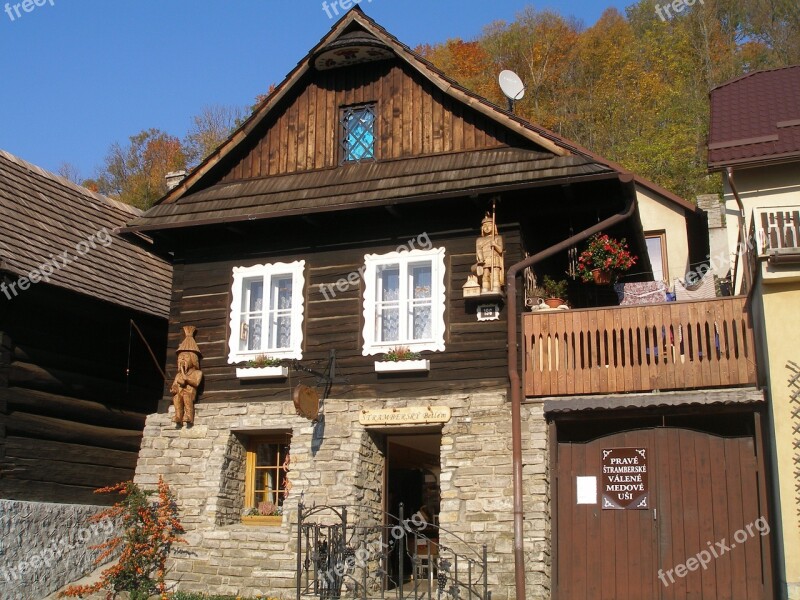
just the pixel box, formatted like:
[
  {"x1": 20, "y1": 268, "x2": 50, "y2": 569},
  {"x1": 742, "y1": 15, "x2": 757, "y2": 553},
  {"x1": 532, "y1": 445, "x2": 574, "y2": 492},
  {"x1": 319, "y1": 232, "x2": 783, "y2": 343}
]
[{"x1": 499, "y1": 70, "x2": 525, "y2": 112}]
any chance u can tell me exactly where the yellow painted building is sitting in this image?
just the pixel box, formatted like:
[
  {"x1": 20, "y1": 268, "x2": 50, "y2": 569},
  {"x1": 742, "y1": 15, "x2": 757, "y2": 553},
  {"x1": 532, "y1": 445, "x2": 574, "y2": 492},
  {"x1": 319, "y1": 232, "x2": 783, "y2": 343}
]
[{"x1": 710, "y1": 65, "x2": 800, "y2": 600}]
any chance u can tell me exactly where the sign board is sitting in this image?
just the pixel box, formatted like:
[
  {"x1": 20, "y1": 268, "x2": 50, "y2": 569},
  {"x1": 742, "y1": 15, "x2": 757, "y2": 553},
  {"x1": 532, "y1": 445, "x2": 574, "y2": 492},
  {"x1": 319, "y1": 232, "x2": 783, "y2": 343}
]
[
  {"x1": 601, "y1": 447, "x2": 648, "y2": 510},
  {"x1": 359, "y1": 406, "x2": 451, "y2": 426},
  {"x1": 477, "y1": 304, "x2": 501, "y2": 322},
  {"x1": 576, "y1": 476, "x2": 597, "y2": 505}
]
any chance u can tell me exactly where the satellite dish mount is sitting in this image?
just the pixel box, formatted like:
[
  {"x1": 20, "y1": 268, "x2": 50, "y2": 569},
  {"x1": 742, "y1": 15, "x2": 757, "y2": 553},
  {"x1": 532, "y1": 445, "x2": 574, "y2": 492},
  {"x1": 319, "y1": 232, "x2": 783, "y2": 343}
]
[{"x1": 499, "y1": 70, "x2": 526, "y2": 114}]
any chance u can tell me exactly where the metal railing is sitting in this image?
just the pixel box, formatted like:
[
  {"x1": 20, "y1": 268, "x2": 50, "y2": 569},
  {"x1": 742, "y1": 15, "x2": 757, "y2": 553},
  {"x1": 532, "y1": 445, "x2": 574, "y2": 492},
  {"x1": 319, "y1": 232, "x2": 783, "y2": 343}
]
[{"x1": 296, "y1": 503, "x2": 490, "y2": 600}]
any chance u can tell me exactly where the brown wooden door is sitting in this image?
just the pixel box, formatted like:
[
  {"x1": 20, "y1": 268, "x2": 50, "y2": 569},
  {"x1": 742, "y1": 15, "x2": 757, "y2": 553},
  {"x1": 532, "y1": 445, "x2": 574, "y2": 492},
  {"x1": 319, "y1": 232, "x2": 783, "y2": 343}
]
[{"x1": 554, "y1": 426, "x2": 771, "y2": 600}]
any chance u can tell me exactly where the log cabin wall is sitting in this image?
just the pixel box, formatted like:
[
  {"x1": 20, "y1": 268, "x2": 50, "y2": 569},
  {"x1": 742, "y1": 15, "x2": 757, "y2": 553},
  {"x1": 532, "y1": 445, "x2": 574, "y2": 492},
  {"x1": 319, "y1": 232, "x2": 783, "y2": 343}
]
[
  {"x1": 0, "y1": 284, "x2": 167, "y2": 505},
  {"x1": 0, "y1": 331, "x2": 10, "y2": 469},
  {"x1": 218, "y1": 60, "x2": 523, "y2": 182},
  {"x1": 165, "y1": 207, "x2": 521, "y2": 406}
]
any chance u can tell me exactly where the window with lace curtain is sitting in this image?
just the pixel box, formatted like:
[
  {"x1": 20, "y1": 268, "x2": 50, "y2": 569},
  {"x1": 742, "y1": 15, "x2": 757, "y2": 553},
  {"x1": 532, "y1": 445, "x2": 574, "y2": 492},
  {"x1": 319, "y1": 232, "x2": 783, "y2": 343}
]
[
  {"x1": 361, "y1": 248, "x2": 446, "y2": 356},
  {"x1": 227, "y1": 261, "x2": 305, "y2": 364}
]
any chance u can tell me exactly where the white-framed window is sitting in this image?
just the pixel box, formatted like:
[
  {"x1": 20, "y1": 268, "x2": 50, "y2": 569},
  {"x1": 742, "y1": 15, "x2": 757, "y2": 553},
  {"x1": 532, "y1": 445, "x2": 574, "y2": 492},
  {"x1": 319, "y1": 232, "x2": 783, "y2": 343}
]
[
  {"x1": 361, "y1": 248, "x2": 446, "y2": 356},
  {"x1": 228, "y1": 261, "x2": 305, "y2": 364}
]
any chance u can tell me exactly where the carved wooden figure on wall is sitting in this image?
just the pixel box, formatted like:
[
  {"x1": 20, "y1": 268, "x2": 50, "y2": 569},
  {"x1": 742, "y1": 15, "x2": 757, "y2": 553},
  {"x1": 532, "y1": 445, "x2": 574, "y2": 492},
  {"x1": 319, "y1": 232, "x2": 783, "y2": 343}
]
[
  {"x1": 170, "y1": 325, "x2": 203, "y2": 426},
  {"x1": 470, "y1": 206, "x2": 505, "y2": 296}
]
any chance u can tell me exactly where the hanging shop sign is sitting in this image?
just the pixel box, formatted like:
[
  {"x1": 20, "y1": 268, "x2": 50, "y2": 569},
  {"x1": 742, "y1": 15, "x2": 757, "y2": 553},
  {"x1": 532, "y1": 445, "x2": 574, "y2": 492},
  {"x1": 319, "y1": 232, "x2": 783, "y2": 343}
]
[
  {"x1": 601, "y1": 447, "x2": 649, "y2": 510},
  {"x1": 359, "y1": 406, "x2": 451, "y2": 426}
]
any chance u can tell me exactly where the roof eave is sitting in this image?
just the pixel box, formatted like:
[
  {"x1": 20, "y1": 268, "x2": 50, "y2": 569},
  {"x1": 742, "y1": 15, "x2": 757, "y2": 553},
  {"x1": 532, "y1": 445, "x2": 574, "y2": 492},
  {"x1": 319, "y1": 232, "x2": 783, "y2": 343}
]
[{"x1": 709, "y1": 151, "x2": 800, "y2": 171}]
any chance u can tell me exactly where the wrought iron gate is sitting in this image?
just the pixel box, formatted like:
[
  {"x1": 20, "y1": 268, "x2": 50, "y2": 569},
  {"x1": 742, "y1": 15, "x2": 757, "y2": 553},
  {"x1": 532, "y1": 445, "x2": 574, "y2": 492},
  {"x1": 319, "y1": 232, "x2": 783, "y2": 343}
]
[{"x1": 296, "y1": 503, "x2": 491, "y2": 600}]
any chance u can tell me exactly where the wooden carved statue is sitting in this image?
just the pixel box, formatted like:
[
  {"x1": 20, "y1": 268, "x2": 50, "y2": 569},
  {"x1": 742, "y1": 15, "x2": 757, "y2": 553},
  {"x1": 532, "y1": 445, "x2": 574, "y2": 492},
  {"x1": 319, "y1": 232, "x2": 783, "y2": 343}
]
[
  {"x1": 170, "y1": 326, "x2": 203, "y2": 426},
  {"x1": 474, "y1": 208, "x2": 505, "y2": 295}
]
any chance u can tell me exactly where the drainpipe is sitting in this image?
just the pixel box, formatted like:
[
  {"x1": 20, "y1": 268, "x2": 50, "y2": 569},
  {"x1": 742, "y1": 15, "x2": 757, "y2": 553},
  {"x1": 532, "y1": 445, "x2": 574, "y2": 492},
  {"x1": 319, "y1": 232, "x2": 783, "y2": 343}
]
[
  {"x1": 505, "y1": 173, "x2": 637, "y2": 600},
  {"x1": 726, "y1": 167, "x2": 752, "y2": 294}
]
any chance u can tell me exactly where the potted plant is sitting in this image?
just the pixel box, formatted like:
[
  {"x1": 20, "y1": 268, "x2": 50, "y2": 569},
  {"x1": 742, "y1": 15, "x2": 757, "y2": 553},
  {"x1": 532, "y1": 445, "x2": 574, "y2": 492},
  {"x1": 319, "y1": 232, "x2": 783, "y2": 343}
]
[
  {"x1": 576, "y1": 233, "x2": 637, "y2": 284},
  {"x1": 542, "y1": 275, "x2": 568, "y2": 308},
  {"x1": 374, "y1": 346, "x2": 430, "y2": 373},
  {"x1": 235, "y1": 354, "x2": 288, "y2": 379},
  {"x1": 242, "y1": 501, "x2": 284, "y2": 526}
]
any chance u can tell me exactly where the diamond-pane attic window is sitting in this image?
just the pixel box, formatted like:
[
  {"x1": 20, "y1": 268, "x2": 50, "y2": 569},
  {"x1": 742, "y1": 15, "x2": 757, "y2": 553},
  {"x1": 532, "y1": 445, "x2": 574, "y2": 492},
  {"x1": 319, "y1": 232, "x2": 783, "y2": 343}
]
[{"x1": 341, "y1": 104, "x2": 376, "y2": 163}]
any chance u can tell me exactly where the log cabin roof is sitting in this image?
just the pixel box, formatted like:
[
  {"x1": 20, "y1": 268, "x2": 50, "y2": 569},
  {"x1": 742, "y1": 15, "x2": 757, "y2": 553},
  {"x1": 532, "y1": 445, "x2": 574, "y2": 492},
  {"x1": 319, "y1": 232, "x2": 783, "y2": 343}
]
[
  {"x1": 0, "y1": 149, "x2": 172, "y2": 318},
  {"x1": 128, "y1": 148, "x2": 612, "y2": 231},
  {"x1": 124, "y1": 7, "x2": 696, "y2": 234}
]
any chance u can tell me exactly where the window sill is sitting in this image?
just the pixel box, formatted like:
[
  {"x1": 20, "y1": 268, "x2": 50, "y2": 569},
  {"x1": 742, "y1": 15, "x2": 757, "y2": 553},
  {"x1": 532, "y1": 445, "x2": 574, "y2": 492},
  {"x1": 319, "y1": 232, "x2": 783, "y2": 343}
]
[
  {"x1": 236, "y1": 366, "x2": 289, "y2": 380},
  {"x1": 374, "y1": 359, "x2": 430, "y2": 373},
  {"x1": 241, "y1": 515, "x2": 283, "y2": 526}
]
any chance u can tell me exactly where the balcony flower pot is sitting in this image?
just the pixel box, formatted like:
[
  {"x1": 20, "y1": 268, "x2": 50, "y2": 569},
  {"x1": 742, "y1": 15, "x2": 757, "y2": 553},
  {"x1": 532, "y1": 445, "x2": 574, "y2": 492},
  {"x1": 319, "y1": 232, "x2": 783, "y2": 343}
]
[
  {"x1": 236, "y1": 365, "x2": 289, "y2": 380},
  {"x1": 374, "y1": 359, "x2": 430, "y2": 373},
  {"x1": 576, "y1": 233, "x2": 637, "y2": 284},
  {"x1": 592, "y1": 268, "x2": 612, "y2": 285},
  {"x1": 544, "y1": 298, "x2": 566, "y2": 309}
]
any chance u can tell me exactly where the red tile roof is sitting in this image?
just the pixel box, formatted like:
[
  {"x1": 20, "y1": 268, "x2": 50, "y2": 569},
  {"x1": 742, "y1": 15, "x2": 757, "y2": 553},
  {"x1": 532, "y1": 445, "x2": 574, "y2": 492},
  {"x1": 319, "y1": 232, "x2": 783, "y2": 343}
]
[{"x1": 708, "y1": 65, "x2": 800, "y2": 168}]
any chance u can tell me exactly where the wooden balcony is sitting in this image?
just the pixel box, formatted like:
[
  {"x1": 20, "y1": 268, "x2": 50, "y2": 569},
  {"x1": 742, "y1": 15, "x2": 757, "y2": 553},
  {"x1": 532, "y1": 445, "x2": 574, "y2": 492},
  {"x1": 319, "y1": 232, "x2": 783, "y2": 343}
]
[
  {"x1": 522, "y1": 296, "x2": 757, "y2": 397},
  {"x1": 752, "y1": 206, "x2": 800, "y2": 255}
]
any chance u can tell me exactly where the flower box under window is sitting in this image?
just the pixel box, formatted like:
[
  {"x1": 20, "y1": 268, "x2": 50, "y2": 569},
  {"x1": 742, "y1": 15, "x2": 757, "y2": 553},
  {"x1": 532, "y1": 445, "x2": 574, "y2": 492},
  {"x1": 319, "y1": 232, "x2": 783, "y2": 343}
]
[
  {"x1": 236, "y1": 365, "x2": 289, "y2": 380},
  {"x1": 374, "y1": 359, "x2": 431, "y2": 373},
  {"x1": 241, "y1": 515, "x2": 283, "y2": 527}
]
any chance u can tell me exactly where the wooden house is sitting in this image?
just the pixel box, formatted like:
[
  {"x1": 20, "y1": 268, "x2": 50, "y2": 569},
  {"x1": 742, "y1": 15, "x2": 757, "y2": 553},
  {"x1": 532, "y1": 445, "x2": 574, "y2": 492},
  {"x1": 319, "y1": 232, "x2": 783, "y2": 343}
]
[
  {"x1": 122, "y1": 9, "x2": 773, "y2": 600},
  {"x1": 0, "y1": 150, "x2": 170, "y2": 598}
]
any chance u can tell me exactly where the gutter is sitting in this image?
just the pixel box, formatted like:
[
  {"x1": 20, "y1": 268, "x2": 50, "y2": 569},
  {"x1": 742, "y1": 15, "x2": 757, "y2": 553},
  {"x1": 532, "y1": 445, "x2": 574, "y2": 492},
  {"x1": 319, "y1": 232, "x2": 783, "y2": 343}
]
[
  {"x1": 505, "y1": 173, "x2": 637, "y2": 600},
  {"x1": 726, "y1": 167, "x2": 753, "y2": 293}
]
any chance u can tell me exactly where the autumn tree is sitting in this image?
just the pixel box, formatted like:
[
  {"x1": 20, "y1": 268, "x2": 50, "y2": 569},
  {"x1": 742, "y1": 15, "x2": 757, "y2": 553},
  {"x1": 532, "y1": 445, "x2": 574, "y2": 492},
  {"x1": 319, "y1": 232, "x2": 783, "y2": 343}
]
[
  {"x1": 56, "y1": 162, "x2": 82, "y2": 185},
  {"x1": 94, "y1": 129, "x2": 187, "y2": 210},
  {"x1": 184, "y1": 103, "x2": 246, "y2": 166},
  {"x1": 417, "y1": 39, "x2": 498, "y2": 103}
]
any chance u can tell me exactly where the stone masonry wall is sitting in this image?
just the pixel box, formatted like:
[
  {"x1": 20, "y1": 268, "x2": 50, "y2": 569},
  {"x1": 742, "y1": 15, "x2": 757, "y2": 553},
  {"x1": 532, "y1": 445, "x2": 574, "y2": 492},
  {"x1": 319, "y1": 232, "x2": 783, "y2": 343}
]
[
  {"x1": 0, "y1": 500, "x2": 115, "y2": 600},
  {"x1": 134, "y1": 390, "x2": 550, "y2": 599}
]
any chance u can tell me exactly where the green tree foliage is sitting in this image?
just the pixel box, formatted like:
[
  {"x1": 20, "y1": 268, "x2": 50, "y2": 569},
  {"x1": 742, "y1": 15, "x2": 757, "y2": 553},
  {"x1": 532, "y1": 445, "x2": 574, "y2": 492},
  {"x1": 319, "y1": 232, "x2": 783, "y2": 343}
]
[{"x1": 418, "y1": 1, "x2": 799, "y2": 201}]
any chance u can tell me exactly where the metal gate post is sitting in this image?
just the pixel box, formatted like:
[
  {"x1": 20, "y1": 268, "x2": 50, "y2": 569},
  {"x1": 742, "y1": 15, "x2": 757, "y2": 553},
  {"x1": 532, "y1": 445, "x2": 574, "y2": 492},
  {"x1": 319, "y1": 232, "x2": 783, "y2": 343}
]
[{"x1": 297, "y1": 502, "x2": 304, "y2": 600}]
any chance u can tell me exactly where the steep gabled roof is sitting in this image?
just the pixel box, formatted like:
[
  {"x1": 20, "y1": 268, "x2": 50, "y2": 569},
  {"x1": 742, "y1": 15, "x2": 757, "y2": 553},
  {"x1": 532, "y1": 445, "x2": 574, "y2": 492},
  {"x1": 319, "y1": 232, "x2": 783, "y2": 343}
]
[
  {"x1": 125, "y1": 7, "x2": 696, "y2": 233},
  {"x1": 0, "y1": 150, "x2": 172, "y2": 318},
  {"x1": 708, "y1": 65, "x2": 800, "y2": 169}
]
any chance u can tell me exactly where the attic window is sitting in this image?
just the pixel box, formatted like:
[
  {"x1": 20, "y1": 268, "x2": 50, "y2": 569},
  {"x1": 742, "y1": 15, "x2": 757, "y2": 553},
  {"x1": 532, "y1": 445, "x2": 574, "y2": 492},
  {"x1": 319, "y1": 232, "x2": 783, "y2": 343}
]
[{"x1": 341, "y1": 104, "x2": 376, "y2": 163}]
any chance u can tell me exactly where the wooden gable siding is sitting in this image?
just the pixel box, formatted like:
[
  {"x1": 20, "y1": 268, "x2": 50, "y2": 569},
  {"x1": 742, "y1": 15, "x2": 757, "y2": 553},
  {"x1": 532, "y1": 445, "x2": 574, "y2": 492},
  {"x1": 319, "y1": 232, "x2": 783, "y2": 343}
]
[
  {"x1": 220, "y1": 60, "x2": 521, "y2": 182},
  {"x1": 166, "y1": 228, "x2": 520, "y2": 402}
]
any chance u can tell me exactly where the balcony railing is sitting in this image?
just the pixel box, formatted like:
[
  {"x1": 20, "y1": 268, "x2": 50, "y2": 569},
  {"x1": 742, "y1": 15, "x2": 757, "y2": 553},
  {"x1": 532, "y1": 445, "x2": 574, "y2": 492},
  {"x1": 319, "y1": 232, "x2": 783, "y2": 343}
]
[
  {"x1": 522, "y1": 296, "x2": 757, "y2": 397},
  {"x1": 752, "y1": 206, "x2": 800, "y2": 255}
]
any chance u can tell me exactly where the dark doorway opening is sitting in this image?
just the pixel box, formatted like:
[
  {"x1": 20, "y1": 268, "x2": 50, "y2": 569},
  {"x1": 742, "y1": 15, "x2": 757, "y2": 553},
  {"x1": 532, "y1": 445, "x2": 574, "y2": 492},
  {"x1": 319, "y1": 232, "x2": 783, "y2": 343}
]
[{"x1": 385, "y1": 433, "x2": 441, "y2": 586}]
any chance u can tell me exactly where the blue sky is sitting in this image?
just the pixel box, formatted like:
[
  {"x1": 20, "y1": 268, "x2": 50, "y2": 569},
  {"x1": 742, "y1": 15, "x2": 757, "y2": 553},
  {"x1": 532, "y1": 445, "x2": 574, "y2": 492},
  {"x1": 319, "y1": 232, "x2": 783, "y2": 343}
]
[{"x1": 0, "y1": 1, "x2": 631, "y2": 179}]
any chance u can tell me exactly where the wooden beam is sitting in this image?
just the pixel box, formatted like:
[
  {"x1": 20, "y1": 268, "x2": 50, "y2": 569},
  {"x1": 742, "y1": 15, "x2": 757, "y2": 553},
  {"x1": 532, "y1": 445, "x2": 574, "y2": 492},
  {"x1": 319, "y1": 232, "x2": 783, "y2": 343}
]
[
  {"x1": 9, "y1": 360, "x2": 156, "y2": 407},
  {"x1": 5, "y1": 387, "x2": 147, "y2": 430},
  {"x1": 0, "y1": 478, "x2": 115, "y2": 506},
  {"x1": 4, "y1": 436, "x2": 138, "y2": 470},
  {"x1": 6, "y1": 412, "x2": 143, "y2": 453}
]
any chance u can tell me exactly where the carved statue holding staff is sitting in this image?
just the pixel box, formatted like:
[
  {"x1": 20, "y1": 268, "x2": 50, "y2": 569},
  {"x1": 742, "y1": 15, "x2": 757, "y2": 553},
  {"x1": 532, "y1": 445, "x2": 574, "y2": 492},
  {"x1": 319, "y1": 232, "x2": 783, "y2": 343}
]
[
  {"x1": 171, "y1": 325, "x2": 203, "y2": 426},
  {"x1": 474, "y1": 203, "x2": 505, "y2": 295}
]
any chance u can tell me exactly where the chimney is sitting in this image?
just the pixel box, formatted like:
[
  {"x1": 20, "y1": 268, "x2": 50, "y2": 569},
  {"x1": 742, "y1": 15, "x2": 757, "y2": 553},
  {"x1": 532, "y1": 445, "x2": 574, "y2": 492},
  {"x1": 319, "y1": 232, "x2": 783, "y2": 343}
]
[{"x1": 165, "y1": 170, "x2": 187, "y2": 191}]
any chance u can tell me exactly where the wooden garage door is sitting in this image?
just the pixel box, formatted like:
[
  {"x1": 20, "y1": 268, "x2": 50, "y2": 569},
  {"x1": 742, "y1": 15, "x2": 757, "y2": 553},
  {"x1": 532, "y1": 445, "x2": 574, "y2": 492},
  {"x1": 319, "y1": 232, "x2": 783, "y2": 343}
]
[{"x1": 554, "y1": 426, "x2": 772, "y2": 600}]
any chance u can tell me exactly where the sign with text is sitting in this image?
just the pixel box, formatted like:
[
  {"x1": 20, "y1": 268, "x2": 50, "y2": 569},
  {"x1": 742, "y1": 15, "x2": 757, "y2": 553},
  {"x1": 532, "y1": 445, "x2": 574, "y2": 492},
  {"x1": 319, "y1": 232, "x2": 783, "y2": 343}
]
[
  {"x1": 601, "y1": 447, "x2": 648, "y2": 510},
  {"x1": 359, "y1": 406, "x2": 451, "y2": 426}
]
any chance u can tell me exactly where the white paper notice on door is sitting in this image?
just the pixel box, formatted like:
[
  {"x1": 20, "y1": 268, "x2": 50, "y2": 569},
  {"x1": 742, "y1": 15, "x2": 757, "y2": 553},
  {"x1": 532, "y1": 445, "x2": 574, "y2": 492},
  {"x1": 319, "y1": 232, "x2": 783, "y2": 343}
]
[{"x1": 576, "y1": 476, "x2": 597, "y2": 504}]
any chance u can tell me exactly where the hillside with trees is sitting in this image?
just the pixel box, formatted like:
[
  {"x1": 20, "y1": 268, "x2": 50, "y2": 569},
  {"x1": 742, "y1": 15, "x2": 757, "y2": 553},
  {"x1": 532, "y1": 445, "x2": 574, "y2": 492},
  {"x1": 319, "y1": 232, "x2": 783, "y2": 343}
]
[{"x1": 418, "y1": 0, "x2": 799, "y2": 200}]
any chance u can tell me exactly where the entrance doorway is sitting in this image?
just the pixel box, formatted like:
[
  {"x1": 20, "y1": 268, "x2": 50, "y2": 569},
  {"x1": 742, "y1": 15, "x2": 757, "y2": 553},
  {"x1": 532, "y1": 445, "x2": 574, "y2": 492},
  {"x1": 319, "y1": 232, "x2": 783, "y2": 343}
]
[
  {"x1": 384, "y1": 432, "x2": 441, "y2": 587},
  {"x1": 552, "y1": 410, "x2": 774, "y2": 600},
  {"x1": 386, "y1": 433, "x2": 441, "y2": 521}
]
